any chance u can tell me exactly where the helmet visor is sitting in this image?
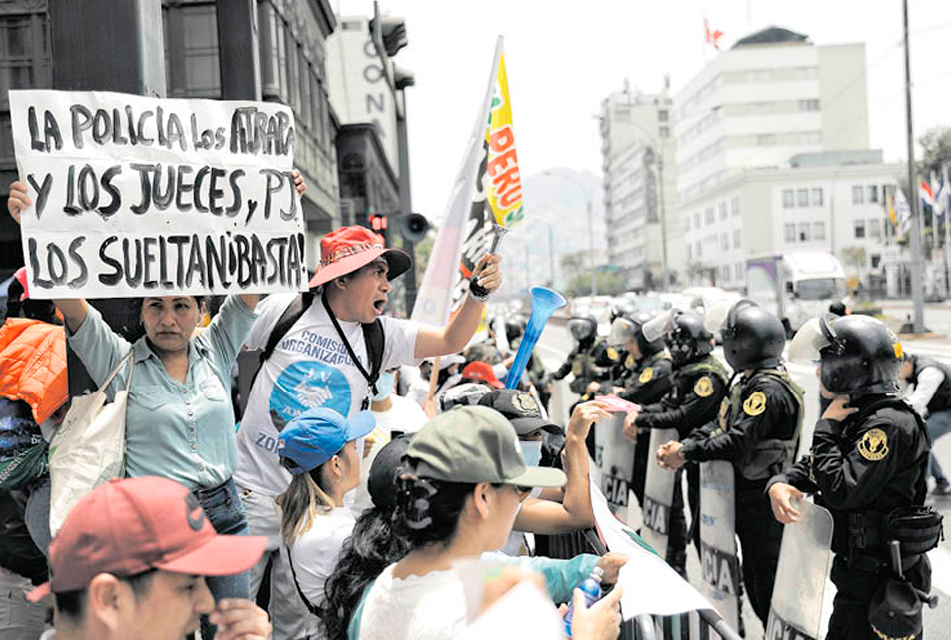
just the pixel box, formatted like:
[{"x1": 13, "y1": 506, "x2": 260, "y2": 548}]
[
  {"x1": 642, "y1": 311, "x2": 673, "y2": 344},
  {"x1": 608, "y1": 317, "x2": 635, "y2": 348},
  {"x1": 703, "y1": 300, "x2": 732, "y2": 334},
  {"x1": 787, "y1": 317, "x2": 834, "y2": 364},
  {"x1": 568, "y1": 319, "x2": 593, "y2": 341}
]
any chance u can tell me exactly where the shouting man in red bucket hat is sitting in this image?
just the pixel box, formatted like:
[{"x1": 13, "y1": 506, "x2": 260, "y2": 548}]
[{"x1": 234, "y1": 225, "x2": 501, "y2": 640}]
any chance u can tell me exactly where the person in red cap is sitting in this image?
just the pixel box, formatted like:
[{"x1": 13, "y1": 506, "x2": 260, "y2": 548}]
[
  {"x1": 29, "y1": 476, "x2": 270, "y2": 640},
  {"x1": 233, "y1": 224, "x2": 501, "y2": 639},
  {"x1": 462, "y1": 360, "x2": 505, "y2": 389}
]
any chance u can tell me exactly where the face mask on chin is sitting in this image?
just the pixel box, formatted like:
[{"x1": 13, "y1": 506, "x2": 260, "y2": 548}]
[
  {"x1": 372, "y1": 371, "x2": 396, "y2": 402},
  {"x1": 519, "y1": 440, "x2": 543, "y2": 467}
]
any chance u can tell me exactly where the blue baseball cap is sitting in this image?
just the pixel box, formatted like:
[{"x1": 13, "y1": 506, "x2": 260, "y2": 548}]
[{"x1": 278, "y1": 408, "x2": 376, "y2": 475}]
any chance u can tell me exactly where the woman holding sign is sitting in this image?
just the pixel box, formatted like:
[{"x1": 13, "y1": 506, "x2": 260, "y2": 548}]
[{"x1": 8, "y1": 175, "x2": 305, "y2": 639}]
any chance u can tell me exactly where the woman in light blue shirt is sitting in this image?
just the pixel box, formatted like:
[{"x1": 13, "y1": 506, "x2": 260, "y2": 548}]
[{"x1": 7, "y1": 175, "x2": 305, "y2": 640}]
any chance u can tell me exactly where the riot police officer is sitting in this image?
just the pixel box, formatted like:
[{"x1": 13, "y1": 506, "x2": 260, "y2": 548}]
[
  {"x1": 607, "y1": 311, "x2": 674, "y2": 509},
  {"x1": 769, "y1": 315, "x2": 939, "y2": 640},
  {"x1": 622, "y1": 309, "x2": 730, "y2": 572},
  {"x1": 552, "y1": 315, "x2": 610, "y2": 401},
  {"x1": 656, "y1": 300, "x2": 804, "y2": 627}
]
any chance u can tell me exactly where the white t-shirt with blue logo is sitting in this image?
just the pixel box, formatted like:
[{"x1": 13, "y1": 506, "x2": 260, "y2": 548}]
[{"x1": 234, "y1": 293, "x2": 420, "y2": 496}]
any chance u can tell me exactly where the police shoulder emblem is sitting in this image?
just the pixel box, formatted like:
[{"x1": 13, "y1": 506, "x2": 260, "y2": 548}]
[
  {"x1": 625, "y1": 354, "x2": 635, "y2": 369},
  {"x1": 857, "y1": 428, "x2": 889, "y2": 461},
  {"x1": 743, "y1": 391, "x2": 767, "y2": 416},
  {"x1": 639, "y1": 367, "x2": 654, "y2": 384},
  {"x1": 694, "y1": 376, "x2": 714, "y2": 397},
  {"x1": 607, "y1": 347, "x2": 619, "y2": 362}
]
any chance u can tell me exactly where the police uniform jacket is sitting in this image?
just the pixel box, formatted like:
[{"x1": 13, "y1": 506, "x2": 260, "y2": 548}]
[
  {"x1": 768, "y1": 396, "x2": 929, "y2": 557},
  {"x1": 637, "y1": 355, "x2": 729, "y2": 440},
  {"x1": 619, "y1": 351, "x2": 673, "y2": 406},
  {"x1": 682, "y1": 369, "x2": 802, "y2": 492}
]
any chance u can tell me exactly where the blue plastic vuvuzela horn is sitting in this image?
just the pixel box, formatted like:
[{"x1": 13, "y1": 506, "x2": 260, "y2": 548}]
[{"x1": 505, "y1": 286, "x2": 567, "y2": 389}]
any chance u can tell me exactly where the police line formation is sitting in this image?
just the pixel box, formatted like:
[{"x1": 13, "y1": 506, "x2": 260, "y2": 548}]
[{"x1": 1, "y1": 178, "x2": 947, "y2": 640}]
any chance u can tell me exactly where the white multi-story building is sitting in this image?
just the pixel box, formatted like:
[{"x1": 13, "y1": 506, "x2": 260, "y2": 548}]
[
  {"x1": 674, "y1": 27, "x2": 868, "y2": 203},
  {"x1": 600, "y1": 82, "x2": 683, "y2": 290},
  {"x1": 680, "y1": 150, "x2": 904, "y2": 294}
]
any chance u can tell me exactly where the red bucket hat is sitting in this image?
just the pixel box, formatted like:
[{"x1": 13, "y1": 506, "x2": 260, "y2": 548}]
[
  {"x1": 28, "y1": 477, "x2": 266, "y2": 602},
  {"x1": 309, "y1": 226, "x2": 412, "y2": 289}
]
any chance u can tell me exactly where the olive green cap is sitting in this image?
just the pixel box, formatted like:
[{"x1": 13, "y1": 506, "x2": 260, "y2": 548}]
[{"x1": 406, "y1": 406, "x2": 566, "y2": 488}]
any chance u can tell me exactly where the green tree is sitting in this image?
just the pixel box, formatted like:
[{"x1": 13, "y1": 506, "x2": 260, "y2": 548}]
[{"x1": 919, "y1": 126, "x2": 951, "y2": 179}]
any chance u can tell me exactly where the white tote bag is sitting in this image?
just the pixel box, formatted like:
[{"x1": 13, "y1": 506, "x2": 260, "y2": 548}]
[{"x1": 48, "y1": 351, "x2": 134, "y2": 535}]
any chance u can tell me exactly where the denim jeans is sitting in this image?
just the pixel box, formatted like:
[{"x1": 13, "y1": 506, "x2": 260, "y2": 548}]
[
  {"x1": 195, "y1": 477, "x2": 250, "y2": 640},
  {"x1": 925, "y1": 409, "x2": 951, "y2": 483},
  {"x1": 238, "y1": 483, "x2": 317, "y2": 640},
  {"x1": 0, "y1": 567, "x2": 45, "y2": 640}
]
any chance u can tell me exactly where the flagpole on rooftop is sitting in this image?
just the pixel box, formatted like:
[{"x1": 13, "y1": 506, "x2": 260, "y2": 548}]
[{"x1": 903, "y1": 0, "x2": 925, "y2": 333}]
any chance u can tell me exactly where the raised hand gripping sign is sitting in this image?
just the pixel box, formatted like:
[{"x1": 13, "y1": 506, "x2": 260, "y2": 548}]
[{"x1": 10, "y1": 89, "x2": 307, "y2": 298}]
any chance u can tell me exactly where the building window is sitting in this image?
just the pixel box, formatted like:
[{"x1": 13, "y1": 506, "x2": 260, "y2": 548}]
[
  {"x1": 721, "y1": 234, "x2": 730, "y2": 251},
  {"x1": 684, "y1": 216, "x2": 690, "y2": 232},
  {"x1": 696, "y1": 241, "x2": 702, "y2": 258},
  {"x1": 852, "y1": 185, "x2": 864, "y2": 204},
  {"x1": 782, "y1": 189, "x2": 794, "y2": 208},
  {"x1": 719, "y1": 202, "x2": 728, "y2": 220},
  {"x1": 733, "y1": 228, "x2": 741, "y2": 248},
  {"x1": 299, "y1": 54, "x2": 312, "y2": 132},
  {"x1": 784, "y1": 223, "x2": 796, "y2": 243},
  {"x1": 798, "y1": 99, "x2": 820, "y2": 111},
  {"x1": 748, "y1": 69, "x2": 772, "y2": 82},
  {"x1": 869, "y1": 218, "x2": 882, "y2": 239},
  {"x1": 687, "y1": 244, "x2": 693, "y2": 260},
  {"x1": 813, "y1": 222, "x2": 826, "y2": 240},
  {"x1": 694, "y1": 211, "x2": 701, "y2": 228},
  {"x1": 705, "y1": 207, "x2": 715, "y2": 224},
  {"x1": 731, "y1": 196, "x2": 741, "y2": 216},
  {"x1": 721, "y1": 265, "x2": 731, "y2": 282},
  {"x1": 854, "y1": 220, "x2": 866, "y2": 239},
  {"x1": 811, "y1": 188, "x2": 823, "y2": 206},
  {"x1": 0, "y1": 13, "x2": 50, "y2": 164},
  {"x1": 658, "y1": 109, "x2": 668, "y2": 122},
  {"x1": 797, "y1": 188, "x2": 809, "y2": 207},
  {"x1": 868, "y1": 185, "x2": 879, "y2": 203},
  {"x1": 735, "y1": 262, "x2": 744, "y2": 281},
  {"x1": 798, "y1": 223, "x2": 811, "y2": 242},
  {"x1": 757, "y1": 134, "x2": 776, "y2": 146},
  {"x1": 871, "y1": 254, "x2": 881, "y2": 269},
  {"x1": 659, "y1": 126, "x2": 670, "y2": 139},
  {"x1": 259, "y1": 3, "x2": 290, "y2": 101}
]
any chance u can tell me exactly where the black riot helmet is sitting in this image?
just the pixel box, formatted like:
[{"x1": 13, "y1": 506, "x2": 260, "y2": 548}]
[
  {"x1": 720, "y1": 299, "x2": 785, "y2": 371},
  {"x1": 505, "y1": 316, "x2": 526, "y2": 343},
  {"x1": 567, "y1": 315, "x2": 597, "y2": 343},
  {"x1": 789, "y1": 314, "x2": 902, "y2": 396},
  {"x1": 667, "y1": 310, "x2": 714, "y2": 366},
  {"x1": 609, "y1": 299, "x2": 638, "y2": 324},
  {"x1": 608, "y1": 310, "x2": 665, "y2": 358}
]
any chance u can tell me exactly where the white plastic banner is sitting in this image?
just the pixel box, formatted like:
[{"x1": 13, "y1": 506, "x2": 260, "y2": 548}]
[{"x1": 10, "y1": 89, "x2": 306, "y2": 298}]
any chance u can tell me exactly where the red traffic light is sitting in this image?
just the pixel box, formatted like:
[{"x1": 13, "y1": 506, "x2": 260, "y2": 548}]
[{"x1": 369, "y1": 214, "x2": 388, "y2": 231}]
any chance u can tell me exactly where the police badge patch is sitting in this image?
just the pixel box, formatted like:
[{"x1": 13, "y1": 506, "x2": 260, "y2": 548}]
[
  {"x1": 625, "y1": 354, "x2": 635, "y2": 369},
  {"x1": 607, "y1": 347, "x2": 619, "y2": 362},
  {"x1": 513, "y1": 392, "x2": 540, "y2": 415},
  {"x1": 694, "y1": 376, "x2": 714, "y2": 397},
  {"x1": 639, "y1": 367, "x2": 654, "y2": 384},
  {"x1": 743, "y1": 391, "x2": 767, "y2": 416},
  {"x1": 858, "y1": 428, "x2": 889, "y2": 461}
]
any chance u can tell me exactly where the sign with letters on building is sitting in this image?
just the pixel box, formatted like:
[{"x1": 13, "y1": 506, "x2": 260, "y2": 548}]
[{"x1": 10, "y1": 89, "x2": 307, "y2": 299}]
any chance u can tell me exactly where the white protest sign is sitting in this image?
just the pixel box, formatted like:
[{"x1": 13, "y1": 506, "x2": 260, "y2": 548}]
[
  {"x1": 10, "y1": 89, "x2": 307, "y2": 298},
  {"x1": 590, "y1": 479, "x2": 711, "y2": 618}
]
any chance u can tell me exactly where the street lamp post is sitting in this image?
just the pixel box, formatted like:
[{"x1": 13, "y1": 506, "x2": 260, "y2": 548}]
[{"x1": 543, "y1": 171, "x2": 597, "y2": 296}]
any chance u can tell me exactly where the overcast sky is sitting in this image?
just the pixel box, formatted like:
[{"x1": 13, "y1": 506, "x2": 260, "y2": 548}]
[{"x1": 335, "y1": 0, "x2": 951, "y2": 223}]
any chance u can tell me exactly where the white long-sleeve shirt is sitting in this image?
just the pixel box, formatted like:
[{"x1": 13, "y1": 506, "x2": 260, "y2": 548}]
[{"x1": 906, "y1": 365, "x2": 945, "y2": 417}]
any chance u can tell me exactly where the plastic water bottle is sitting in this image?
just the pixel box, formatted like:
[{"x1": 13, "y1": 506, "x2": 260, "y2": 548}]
[{"x1": 563, "y1": 566, "x2": 604, "y2": 637}]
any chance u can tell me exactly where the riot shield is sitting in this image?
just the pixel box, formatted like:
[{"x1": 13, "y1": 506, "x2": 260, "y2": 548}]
[
  {"x1": 638, "y1": 427, "x2": 679, "y2": 558},
  {"x1": 699, "y1": 460, "x2": 740, "y2": 631},
  {"x1": 597, "y1": 412, "x2": 636, "y2": 517},
  {"x1": 765, "y1": 499, "x2": 834, "y2": 640}
]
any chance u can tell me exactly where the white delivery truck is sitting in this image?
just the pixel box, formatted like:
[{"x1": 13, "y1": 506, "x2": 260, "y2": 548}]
[{"x1": 746, "y1": 251, "x2": 849, "y2": 335}]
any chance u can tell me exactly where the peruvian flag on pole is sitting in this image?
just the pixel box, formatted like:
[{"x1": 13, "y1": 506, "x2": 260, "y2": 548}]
[
  {"x1": 920, "y1": 179, "x2": 935, "y2": 208},
  {"x1": 704, "y1": 17, "x2": 724, "y2": 50}
]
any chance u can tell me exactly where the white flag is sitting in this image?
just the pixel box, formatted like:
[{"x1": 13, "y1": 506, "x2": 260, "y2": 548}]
[{"x1": 895, "y1": 187, "x2": 912, "y2": 236}]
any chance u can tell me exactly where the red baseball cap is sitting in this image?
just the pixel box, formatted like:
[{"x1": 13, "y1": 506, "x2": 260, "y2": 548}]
[
  {"x1": 462, "y1": 361, "x2": 505, "y2": 389},
  {"x1": 309, "y1": 226, "x2": 412, "y2": 288},
  {"x1": 28, "y1": 477, "x2": 266, "y2": 602}
]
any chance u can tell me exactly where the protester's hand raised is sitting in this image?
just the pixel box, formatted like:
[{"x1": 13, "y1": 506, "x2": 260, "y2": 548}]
[
  {"x1": 569, "y1": 586, "x2": 623, "y2": 640},
  {"x1": 7, "y1": 181, "x2": 29, "y2": 224},
  {"x1": 209, "y1": 599, "x2": 272, "y2": 640},
  {"x1": 472, "y1": 253, "x2": 502, "y2": 294},
  {"x1": 567, "y1": 400, "x2": 611, "y2": 439},
  {"x1": 595, "y1": 552, "x2": 628, "y2": 585},
  {"x1": 292, "y1": 170, "x2": 307, "y2": 196}
]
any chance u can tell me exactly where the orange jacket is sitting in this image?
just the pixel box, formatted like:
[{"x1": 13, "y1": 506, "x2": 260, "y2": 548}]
[{"x1": 0, "y1": 318, "x2": 68, "y2": 424}]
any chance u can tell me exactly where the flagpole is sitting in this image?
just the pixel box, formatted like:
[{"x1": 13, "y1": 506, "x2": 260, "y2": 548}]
[
  {"x1": 902, "y1": 0, "x2": 925, "y2": 333},
  {"x1": 944, "y1": 163, "x2": 951, "y2": 298}
]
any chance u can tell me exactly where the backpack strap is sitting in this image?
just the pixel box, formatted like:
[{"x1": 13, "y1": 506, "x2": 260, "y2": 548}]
[
  {"x1": 245, "y1": 292, "x2": 315, "y2": 396},
  {"x1": 362, "y1": 318, "x2": 385, "y2": 392},
  {"x1": 285, "y1": 545, "x2": 320, "y2": 616}
]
